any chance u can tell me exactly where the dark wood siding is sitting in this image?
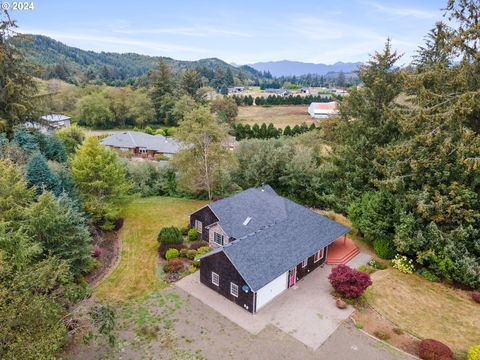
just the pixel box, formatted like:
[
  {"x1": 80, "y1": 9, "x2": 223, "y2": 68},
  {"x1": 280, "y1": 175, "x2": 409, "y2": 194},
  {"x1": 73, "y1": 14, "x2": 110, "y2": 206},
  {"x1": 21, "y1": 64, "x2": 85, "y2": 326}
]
[
  {"x1": 200, "y1": 252, "x2": 254, "y2": 313},
  {"x1": 190, "y1": 206, "x2": 218, "y2": 241},
  {"x1": 296, "y1": 246, "x2": 327, "y2": 282}
]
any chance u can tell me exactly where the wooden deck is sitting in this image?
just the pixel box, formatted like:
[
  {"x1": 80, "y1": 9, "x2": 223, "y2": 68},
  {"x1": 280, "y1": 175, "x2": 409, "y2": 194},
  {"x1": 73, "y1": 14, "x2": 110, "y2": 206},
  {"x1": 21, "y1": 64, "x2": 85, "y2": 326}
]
[{"x1": 327, "y1": 237, "x2": 359, "y2": 265}]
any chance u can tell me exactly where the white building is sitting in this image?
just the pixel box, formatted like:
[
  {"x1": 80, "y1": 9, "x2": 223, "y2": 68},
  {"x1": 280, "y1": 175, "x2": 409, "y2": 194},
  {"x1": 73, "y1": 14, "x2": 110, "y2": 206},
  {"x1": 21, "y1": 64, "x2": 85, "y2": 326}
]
[
  {"x1": 26, "y1": 114, "x2": 71, "y2": 133},
  {"x1": 308, "y1": 102, "x2": 338, "y2": 119}
]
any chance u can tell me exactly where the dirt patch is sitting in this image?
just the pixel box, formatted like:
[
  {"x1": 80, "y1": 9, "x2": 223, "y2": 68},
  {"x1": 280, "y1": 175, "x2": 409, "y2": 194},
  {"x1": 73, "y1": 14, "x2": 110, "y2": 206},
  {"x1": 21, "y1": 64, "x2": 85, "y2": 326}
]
[
  {"x1": 85, "y1": 228, "x2": 121, "y2": 288},
  {"x1": 352, "y1": 307, "x2": 420, "y2": 357}
]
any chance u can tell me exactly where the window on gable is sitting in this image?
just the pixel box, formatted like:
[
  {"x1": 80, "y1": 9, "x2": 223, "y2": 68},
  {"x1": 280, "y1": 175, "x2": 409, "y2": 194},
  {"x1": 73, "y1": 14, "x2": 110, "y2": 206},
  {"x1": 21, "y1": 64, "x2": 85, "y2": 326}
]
[
  {"x1": 213, "y1": 232, "x2": 224, "y2": 246},
  {"x1": 230, "y1": 282, "x2": 238, "y2": 297},
  {"x1": 302, "y1": 258, "x2": 308, "y2": 268},
  {"x1": 212, "y1": 272, "x2": 219, "y2": 286},
  {"x1": 314, "y1": 249, "x2": 324, "y2": 263}
]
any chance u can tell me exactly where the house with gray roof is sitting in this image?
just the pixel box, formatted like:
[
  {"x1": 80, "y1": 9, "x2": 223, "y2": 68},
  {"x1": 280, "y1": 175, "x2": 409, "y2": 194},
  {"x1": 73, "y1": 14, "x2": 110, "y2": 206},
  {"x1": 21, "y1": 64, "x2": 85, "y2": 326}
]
[
  {"x1": 26, "y1": 114, "x2": 71, "y2": 133},
  {"x1": 190, "y1": 185, "x2": 350, "y2": 313},
  {"x1": 101, "y1": 131, "x2": 182, "y2": 159}
]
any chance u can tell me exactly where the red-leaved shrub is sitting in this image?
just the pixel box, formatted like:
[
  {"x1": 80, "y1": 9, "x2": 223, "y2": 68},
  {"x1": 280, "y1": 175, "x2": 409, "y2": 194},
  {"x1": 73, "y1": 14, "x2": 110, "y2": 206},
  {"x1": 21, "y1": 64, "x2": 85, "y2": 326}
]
[
  {"x1": 472, "y1": 291, "x2": 480, "y2": 304},
  {"x1": 328, "y1": 264, "x2": 372, "y2": 298},
  {"x1": 93, "y1": 246, "x2": 102, "y2": 258},
  {"x1": 158, "y1": 243, "x2": 186, "y2": 259},
  {"x1": 163, "y1": 258, "x2": 183, "y2": 273},
  {"x1": 419, "y1": 339, "x2": 453, "y2": 360}
]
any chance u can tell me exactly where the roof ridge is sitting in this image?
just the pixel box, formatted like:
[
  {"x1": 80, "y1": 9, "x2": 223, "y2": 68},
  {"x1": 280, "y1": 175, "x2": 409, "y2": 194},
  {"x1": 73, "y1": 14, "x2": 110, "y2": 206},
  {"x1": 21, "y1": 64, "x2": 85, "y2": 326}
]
[{"x1": 127, "y1": 131, "x2": 137, "y2": 147}]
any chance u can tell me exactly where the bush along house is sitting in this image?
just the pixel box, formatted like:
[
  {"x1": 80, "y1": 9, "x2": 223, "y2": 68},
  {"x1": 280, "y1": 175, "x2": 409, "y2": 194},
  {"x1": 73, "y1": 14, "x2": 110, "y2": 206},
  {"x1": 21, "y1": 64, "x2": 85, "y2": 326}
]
[{"x1": 190, "y1": 185, "x2": 350, "y2": 313}]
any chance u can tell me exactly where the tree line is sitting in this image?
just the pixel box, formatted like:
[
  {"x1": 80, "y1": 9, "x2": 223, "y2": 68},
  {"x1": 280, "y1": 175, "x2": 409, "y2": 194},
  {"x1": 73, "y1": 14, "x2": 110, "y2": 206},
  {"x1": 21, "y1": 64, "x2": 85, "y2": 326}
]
[{"x1": 232, "y1": 122, "x2": 316, "y2": 140}]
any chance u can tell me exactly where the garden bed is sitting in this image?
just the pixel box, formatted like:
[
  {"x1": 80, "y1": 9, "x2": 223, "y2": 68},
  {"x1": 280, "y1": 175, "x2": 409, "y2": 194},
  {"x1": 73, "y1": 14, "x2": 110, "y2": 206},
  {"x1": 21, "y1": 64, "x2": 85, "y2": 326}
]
[{"x1": 84, "y1": 228, "x2": 121, "y2": 287}]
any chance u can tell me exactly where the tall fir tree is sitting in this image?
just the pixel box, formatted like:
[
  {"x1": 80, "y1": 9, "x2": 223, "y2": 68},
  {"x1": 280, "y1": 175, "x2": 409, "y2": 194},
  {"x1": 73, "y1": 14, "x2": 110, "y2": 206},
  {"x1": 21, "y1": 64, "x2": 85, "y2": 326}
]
[{"x1": 25, "y1": 152, "x2": 60, "y2": 197}]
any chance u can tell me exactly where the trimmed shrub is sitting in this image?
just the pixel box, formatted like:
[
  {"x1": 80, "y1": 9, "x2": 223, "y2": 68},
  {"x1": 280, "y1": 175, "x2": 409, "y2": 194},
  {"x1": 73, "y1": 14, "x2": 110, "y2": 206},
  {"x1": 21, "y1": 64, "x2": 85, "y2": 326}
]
[
  {"x1": 373, "y1": 330, "x2": 390, "y2": 341},
  {"x1": 188, "y1": 228, "x2": 199, "y2": 241},
  {"x1": 358, "y1": 265, "x2": 375, "y2": 274},
  {"x1": 373, "y1": 238, "x2": 396, "y2": 259},
  {"x1": 467, "y1": 345, "x2": 480, "y2": 360},
  {"x1": 163, "y1": 258, "x2": 183, "y2": 273},
  {"x1": 419, "y1": 339, "x2": 453, "y2": 360},
  {"x1": 158, "y1": 243, "x2": 186, "y2": 259},
  {"x1": 186, "y1": 249, "x2": 197, "y2": 260},
  {"x1": 188, "y1": 265, "x2": 197, "y2": 273},
  {"x1": 472, "y1": 291, "x2": 480, "y2": 304},
  {"x1": 157, "y1": 226, "x2": 183, "y2": 245},
  {"x1": 165, "y1": 248, "x2": 180, "y2": 260},
  {"x1": 179, "y1": 248, "x2": 189, "y2": 258},
  {"x1": 189, "y1": 241, "x2": 208, "y2": 250},
  {"x1": 367, "y1": 260, "x2": 387, "y2": 270},
  {"x1": 328, "y1": 265, "x2": 372, "y2": 298},
  {"x1": 193, "y1": 246, "x2": 212, "y2": 266},
  {"x1": 354, "y1": 322, "x2": 364, "y2": 329}
]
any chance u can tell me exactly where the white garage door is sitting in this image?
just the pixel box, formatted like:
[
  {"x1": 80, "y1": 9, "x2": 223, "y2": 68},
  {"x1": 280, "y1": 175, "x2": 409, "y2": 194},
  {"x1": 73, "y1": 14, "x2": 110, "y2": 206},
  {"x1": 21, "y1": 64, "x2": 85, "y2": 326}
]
[{"x1": 255, "y1": 272, "x2": 288, "y2": 311}]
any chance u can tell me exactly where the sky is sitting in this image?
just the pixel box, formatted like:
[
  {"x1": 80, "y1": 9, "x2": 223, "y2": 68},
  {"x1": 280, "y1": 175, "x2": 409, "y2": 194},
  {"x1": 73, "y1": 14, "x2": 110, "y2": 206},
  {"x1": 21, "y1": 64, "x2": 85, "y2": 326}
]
[{"x1": 10, "y1": 0, "x2": 447, "y2": 65}]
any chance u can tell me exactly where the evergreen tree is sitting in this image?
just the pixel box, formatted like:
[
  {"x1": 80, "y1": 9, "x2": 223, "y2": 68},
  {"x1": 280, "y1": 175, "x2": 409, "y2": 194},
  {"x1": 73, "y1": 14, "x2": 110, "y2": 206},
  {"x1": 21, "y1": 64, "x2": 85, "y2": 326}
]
[
  {"x1": 25, "y1": 152, "x2": 60, "y2": 196},
  {"x1": 0, "y1": 159, "x2": 33, "y2": 223},
  {"x1": 56, "y1": 125, "x2": 85, "y2": 155},
  {"x1": 70, "y1": 137, "x2": 131, "y2": 229},
  {"x1": 149, "y1": 59, "x2": 174, "y2": 122},
  {"x1": 0, "y1": 12, "x2": 38, "y2": 135},
  {"x1": 283, "y1": 125, "x2": 292, "y2": 136},
  {"x1": 27, "y1": 192, "x2": 94, "y2": 275},
  {"x1": 180, "y1": 69, "x2": 202, "y2": 100},
  {"x1": 44, "y1": 134, "x2": 67, "y2": 162}
]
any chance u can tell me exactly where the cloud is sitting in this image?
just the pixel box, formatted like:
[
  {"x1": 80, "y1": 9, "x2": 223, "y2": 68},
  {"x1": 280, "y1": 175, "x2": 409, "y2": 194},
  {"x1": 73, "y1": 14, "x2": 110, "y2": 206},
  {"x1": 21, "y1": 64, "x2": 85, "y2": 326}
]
[
  {"x1": 19, "y1": 28, "x2": 207, "y2": 55},
  {"x1": 112, "y1": 25, "x2": 253, "y2": 38},
  {"x1": 365, "y1": 1, "x2": 438, "y2": 19}
]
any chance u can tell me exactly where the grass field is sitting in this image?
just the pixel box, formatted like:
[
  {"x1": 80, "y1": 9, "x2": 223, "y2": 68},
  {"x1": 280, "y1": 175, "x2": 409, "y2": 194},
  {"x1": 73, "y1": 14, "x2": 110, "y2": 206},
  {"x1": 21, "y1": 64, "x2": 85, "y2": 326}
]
[
  {"x1": 365, "y1": 268, "x2": 480, "y2": 354},
  {"x1": 94, "y1": 196, "x2": 207, "y2": 301},
  {"x1": 237, "y1": 105, "x2": 315, "y2": 128}
]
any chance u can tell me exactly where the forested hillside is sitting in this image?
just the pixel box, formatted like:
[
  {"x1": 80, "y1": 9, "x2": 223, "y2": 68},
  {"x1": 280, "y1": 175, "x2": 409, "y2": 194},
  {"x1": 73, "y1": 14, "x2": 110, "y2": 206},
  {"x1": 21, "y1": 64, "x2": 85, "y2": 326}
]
[{"x1": 14, "y1": 34, "x2": 264, "y2": 86}]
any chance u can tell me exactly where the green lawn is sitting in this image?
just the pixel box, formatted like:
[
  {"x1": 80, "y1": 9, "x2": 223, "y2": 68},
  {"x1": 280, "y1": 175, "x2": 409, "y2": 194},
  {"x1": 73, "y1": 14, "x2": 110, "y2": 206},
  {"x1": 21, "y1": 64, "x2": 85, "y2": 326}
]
[
  {"x1": 94, "y1": 197, "x2": 207, "y2": 301},
  {"x1": 365, "y1": 268, "x2": 480, "y2": 354}
]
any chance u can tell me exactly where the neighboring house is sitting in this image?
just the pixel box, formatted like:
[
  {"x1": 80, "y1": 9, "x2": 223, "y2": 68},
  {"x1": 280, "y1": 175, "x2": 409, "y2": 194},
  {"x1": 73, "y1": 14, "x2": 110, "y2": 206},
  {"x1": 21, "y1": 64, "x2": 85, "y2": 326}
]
[
  {"x1": 264, "y1": 88, "x2": 290, "y2": 96},
  {"x1": 101, "y1": 131, "x2": 182, "y2": 159},
  {"x1": 299, "y1": 87, "x2": 311, "y2": 94},
  {"x1": 228, "y1": 86, "x2": 245, "y2": 94},
  {"x1": 26, "y1": 114, "x2": 71, "y2": 133},
  {"x1": 308, "y1": 101, "x2": 338, "y2": 119},
  {"x1": 222, "y1": 136, "x2": 240, "y2": 151},
  {"x1": 190, "y1": 185, "x2": 350, "y2": 313}
]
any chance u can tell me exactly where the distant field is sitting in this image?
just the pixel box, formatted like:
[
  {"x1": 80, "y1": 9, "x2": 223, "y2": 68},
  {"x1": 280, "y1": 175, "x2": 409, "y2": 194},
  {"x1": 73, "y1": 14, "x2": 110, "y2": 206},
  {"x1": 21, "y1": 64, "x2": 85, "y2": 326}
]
[{"x1": 237, "y1": 105, "x2": 314, "y2": 128}]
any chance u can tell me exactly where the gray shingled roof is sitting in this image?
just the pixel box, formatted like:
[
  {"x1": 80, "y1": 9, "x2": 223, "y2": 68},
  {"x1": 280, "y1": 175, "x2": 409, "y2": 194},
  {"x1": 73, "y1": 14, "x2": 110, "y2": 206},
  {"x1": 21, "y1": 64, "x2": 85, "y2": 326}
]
[
  {"x1": 203, "y1": 186, "x2": 350, "y2": 291},
  {"x1": 209, "y1": 185, "x2": 288, "y2": 239},
  {"x1": 101, "y1": 131, "x2": 182, "y2": 154}
]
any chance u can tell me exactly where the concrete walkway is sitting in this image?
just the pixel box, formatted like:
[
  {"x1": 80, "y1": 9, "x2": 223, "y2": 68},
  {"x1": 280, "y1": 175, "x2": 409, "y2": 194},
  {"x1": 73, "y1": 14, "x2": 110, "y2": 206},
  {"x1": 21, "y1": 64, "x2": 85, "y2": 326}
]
[{"x1": 176, "y1": 264, "x2": 354, "y2": 350}]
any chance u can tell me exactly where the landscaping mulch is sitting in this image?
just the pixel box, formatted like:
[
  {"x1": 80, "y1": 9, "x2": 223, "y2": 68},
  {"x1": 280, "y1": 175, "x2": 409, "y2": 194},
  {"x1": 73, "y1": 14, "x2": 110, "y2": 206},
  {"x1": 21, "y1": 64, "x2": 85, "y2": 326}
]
[
  {"x1": 85, "y1": 228, "x2": 121, "y2": 288},
  {"x1": 351, "y1": 306, "x2": 420, "y2": 357}
]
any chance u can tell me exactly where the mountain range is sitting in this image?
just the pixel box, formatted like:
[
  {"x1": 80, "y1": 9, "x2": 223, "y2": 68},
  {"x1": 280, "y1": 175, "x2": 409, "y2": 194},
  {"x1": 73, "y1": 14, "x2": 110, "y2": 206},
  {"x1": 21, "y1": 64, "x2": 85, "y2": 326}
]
[
  {"x1": 248, "y1": 60, "x2": 362, "y2": 76},
  {"x1": 14, "y1": 34, "x2": 359, "y2": 85}
]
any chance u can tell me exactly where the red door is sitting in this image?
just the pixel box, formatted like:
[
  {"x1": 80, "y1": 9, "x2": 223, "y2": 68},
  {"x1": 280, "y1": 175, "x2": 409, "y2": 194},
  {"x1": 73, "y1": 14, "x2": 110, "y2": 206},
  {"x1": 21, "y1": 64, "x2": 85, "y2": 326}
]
[{"x1": 288, "y1": 268, "x2": 296, "y2": 287}]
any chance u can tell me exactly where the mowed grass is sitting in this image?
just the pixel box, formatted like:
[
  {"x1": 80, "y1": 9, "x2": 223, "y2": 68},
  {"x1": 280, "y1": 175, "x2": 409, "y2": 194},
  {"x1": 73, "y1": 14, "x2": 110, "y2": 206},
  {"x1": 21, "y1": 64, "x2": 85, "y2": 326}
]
[
  {"x1": 365, "y1": 268, "x2": 480, "y2": 353},
  {"x1": 94, "y1": 197, "x2": 207, "y2": 302},
  {"x1": 237, "y1": 105, "x2": 315, "y2": 128}
]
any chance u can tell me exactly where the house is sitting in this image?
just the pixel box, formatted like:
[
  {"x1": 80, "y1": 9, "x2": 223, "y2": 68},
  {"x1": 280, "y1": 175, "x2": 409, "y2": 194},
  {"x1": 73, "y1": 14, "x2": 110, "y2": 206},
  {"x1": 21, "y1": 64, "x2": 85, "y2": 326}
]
[
  {"x1": 308, "y1": 101, "x2": 338, "y2": 119},
  {"x1": 228, "y1": 86, "x2": 245, "y2": 94},
  {"x1": 264, "y1": 88, "x2": 290, "y2": 96},
  {"x1": 26, "y1": 114, "x2": 71, "y2": 133},
  {"x1": 299, "y1": 87, "x2": 311, "y2": 94},
  {"x1": 222, "y1": 135, "x2": 240, "y2": 151},
  {"x1": 190, "y1": 185, "x2": 351, "y2": 313},
  {"x1": 101, "y1": 131, "x2": 182, "y2": 159}
]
